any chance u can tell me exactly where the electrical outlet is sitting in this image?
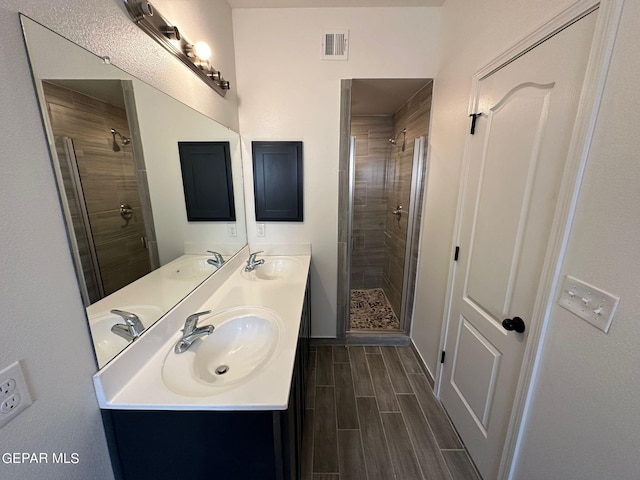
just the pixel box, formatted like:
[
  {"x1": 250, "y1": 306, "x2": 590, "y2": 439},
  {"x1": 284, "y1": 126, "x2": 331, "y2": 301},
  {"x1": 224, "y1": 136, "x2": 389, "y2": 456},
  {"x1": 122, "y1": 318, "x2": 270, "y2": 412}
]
[
  {"x1": 0, "y1": 361, "x2": 33, "y2": 429},
  {"x1": 257, "y1": 224, "x2": 265, "y2": 237},
  {"x1": 0, "y1": 378, "x2": 16, "y2": 396},
  {"x1": 227, "y1": 223, "x2": 237, "y2": 237},
  {"x1": 1, "y1": 394, "x2": 21, "y2": 413}
]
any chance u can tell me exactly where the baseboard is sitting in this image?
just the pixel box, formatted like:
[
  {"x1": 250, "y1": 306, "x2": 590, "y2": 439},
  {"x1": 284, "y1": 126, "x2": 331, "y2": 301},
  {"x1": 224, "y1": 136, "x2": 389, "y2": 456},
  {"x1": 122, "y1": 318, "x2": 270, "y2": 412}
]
[
  {"x1": 310, "y1": 337, "x2": 346, "y2": 346},
  {"x1": 409, "y1": 339, "x2": 435, "y2": 388}
]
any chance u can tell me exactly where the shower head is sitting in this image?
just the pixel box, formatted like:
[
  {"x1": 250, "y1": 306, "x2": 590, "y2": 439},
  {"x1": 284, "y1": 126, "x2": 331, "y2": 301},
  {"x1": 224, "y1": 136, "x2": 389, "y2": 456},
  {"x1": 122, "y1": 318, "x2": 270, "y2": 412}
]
[
  {"x1": 111, "y1": 128, "x2": 131, "y2": 152},
  {"x1": 389, "y1": 128, "x2": 407, "y2": 152}
]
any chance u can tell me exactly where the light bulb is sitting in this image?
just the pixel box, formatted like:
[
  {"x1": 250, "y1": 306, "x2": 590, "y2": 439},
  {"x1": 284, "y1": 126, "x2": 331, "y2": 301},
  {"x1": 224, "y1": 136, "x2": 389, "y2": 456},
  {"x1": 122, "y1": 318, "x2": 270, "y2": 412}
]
[{"x1": 193, "y1": 41, "x2": 211, "y2": 60}]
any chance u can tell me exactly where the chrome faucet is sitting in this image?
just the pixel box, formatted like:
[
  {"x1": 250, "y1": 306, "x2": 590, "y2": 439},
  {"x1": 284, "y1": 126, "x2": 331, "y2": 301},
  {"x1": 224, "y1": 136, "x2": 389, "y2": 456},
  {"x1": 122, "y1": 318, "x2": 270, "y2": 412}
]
[
  {"x1": 245, "y1": 251, "x2": 265, "y2": 272},
  {"x1": 206, "y1": 250, "x2": 225, "y2": 268},
  {"x1": 110, "y1": 309, "x2": 145, "y2": 342},
  {"x1": 174, "y1": 310, "x2": 214, "y2": 354}
]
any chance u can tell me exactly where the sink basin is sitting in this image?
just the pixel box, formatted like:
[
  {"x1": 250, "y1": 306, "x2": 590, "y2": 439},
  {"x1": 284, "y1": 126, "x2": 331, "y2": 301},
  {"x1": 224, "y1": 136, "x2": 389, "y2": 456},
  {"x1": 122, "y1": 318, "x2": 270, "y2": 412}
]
[
  {"x1": 165, "y1": 255, "x2": 218, "y2": 280},
  {"x1": 241, "y1": 256, "x2": 300, "y2": 281},
  {"x1": 89, "y1": 305, "x2": 164, "y2": 367},
  {"x1": 162, "y1": 307, "x2": 282, "y2": 397}
]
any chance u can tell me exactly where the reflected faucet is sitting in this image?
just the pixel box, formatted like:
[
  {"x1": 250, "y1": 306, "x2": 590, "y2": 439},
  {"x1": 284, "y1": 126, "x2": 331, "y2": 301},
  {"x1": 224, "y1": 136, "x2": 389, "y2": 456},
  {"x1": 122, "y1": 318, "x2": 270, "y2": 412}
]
[
  {"x1": 245, "y1": 251, "x2": 265, "y2": 272},
  {"x1": 110, "y1": 309, "x2": 145, "y2": 342},
  {"x1": 207, "y1": 250, "x2": 225, "y2": 268},
  {"x1": 174, "y1": 310, "x2": 214, "y2": 354}
]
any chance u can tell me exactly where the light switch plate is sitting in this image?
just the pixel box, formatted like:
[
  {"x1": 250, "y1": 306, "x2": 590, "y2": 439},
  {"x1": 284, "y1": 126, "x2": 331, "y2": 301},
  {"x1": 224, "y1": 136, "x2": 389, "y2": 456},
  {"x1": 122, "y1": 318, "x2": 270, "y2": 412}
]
[{"x1": 558, "y1": 275, "x2": 620, "y2": 333}]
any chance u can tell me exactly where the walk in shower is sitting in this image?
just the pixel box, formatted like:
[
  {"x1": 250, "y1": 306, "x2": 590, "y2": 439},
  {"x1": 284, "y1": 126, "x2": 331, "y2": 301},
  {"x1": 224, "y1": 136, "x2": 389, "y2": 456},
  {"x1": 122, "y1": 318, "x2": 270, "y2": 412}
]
[
  {"x1": 42, "y1": 80, "x2": 156, "y2": 306},
  {"x1": 341, "y1": 79, "x2": 433, "y2": 337}
]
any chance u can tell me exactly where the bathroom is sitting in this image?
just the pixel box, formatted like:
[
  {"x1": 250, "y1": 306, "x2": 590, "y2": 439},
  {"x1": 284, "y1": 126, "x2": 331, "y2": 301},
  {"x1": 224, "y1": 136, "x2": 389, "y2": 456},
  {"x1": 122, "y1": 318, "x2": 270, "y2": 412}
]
[{"x1": 2, "y1": 1, "x2": 640, "y2": 480}]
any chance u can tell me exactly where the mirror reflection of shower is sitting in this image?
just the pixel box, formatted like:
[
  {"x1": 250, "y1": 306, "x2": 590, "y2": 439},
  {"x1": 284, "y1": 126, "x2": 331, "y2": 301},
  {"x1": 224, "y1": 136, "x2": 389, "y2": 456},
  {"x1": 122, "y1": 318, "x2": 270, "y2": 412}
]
[
  {"x1": 389, "y1": 127, "x2": 406, "y2": 152},
  {"x1": 111, "y1": 128, "x2": 131, "y2": 152}
]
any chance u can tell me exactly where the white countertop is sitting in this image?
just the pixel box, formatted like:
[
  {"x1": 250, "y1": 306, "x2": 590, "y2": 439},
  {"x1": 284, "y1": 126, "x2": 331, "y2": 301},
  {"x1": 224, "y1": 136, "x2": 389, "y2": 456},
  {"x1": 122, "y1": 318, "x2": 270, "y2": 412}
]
[
  {"x1": 93, "y1": 246, "x2": 310, "y2": 411},
  {"x1": 87, "y1": 254, "x2": 223, "y2": 368}
]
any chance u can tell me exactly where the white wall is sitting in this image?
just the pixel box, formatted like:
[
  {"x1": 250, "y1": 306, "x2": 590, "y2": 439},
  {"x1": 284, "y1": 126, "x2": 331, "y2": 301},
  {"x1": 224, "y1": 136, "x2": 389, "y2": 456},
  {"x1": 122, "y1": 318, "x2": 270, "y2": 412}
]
[
  {"x1": 0, "y1": 1, "x2": 237, "y2": 479},
  {"x1": 418, "y1": 0, "x2": 640, "y2": 478},
  {"x1": 233, "y1": 7, "x2": 441, "y2": 336},
  {"x1": 134, "y1": 83, "x2": 246, "y2": 264}
]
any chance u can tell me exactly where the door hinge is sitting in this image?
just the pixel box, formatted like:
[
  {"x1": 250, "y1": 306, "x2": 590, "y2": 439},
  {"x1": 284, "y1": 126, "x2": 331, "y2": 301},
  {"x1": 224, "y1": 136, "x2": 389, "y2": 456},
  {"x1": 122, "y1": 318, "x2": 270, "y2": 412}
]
[
  {"x1": 469, "y1": 113, "x2": 482, "y2": 135},
  {"x1": 454, "y1": 246, "x2": 460, "y2": 262},
  {"x1": 441, "y1": 351, "x2": 446, "y2": 364}
]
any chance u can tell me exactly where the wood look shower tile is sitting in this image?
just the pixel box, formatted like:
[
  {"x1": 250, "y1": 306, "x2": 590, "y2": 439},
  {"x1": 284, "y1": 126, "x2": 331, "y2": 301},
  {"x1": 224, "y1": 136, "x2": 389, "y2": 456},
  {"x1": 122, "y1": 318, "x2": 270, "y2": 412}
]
[
  {"x1": 442, "y1": 450, "x2": 481, "y2": 480},
  {"x1": 364, "y1": 346, "x2": 381, "y2": 354},
  {"x1": 357, "y1": 396, "x2": 395, "y2": 480},
  {"x1": 332, "y1": 345, "x2": 349, "y2": 363},
  {"x1": 316, "y1": 346, "x2": 334, "y2": 386},
  {"x1": 334, "y1": 363, "x2": 359, "y2": 429},
  {"x1": 408, "y1": 373, "x2": 462, "y2": 449},
  {"x1": 337, "y1": 429, "x2": 366, "y2": 480},
  {"x1": 396, "y1": 346, "x2": 423, "y2": 374},
  {"x1": 366, "y1": 353, "x2": 399, "y2": 412},
  {"x1": 313, "y1": 387, "x2": 339, "y2": 473},
  {"x1": 380, "y1": 347, "x2": 413, "y2": 394},
  {"x1": 380, "y1": 412, "x2": 423, "y2": 480},
  {"x1": 348, "y1": 346, "x2": 374, "y2": 397},
  {"x1": 397, "y1": 394, "x2": 451, "y2": 479}
]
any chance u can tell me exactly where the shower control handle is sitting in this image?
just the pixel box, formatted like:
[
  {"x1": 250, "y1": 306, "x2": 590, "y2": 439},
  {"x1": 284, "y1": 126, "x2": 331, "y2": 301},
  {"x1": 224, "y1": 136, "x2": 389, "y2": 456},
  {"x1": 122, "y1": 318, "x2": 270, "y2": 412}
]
[
  {"x1": 120, "y1": 203, "x2": 134, "y2": 220},
  {"x1": 392, "y1": 205, "x2": 403, "y2": 220}
]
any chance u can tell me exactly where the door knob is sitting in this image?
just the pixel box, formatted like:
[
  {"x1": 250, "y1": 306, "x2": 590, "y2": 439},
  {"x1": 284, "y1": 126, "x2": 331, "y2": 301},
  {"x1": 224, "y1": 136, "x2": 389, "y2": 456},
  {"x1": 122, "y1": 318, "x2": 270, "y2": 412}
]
[{"x1": 502, "y1": 316, "x2": 525, "y2": 333}]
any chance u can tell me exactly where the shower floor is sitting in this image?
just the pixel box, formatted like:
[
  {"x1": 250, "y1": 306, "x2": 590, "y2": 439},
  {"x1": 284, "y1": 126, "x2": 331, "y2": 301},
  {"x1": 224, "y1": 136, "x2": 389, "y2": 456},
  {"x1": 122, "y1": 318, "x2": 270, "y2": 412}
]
[{"x1": 350, "y1": 288, "x2": 400, "y2": 331}]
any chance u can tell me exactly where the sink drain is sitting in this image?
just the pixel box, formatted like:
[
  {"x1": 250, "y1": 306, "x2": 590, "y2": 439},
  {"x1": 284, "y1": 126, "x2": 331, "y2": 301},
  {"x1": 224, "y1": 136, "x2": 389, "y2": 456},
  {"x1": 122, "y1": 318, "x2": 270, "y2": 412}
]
[{"x1": 215, "y1": 365, "x2": 229, "y2": 375}]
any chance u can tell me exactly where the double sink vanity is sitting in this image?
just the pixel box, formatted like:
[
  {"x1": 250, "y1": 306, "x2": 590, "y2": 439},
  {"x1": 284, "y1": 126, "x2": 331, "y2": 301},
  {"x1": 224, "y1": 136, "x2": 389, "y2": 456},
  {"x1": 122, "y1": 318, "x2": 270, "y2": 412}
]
[
  {"x1": 20, "y1": 14, "x2": 311, "y2": 480},
  {"x1": 94, "y1": 245, "x2": 311, "y2": 480}
]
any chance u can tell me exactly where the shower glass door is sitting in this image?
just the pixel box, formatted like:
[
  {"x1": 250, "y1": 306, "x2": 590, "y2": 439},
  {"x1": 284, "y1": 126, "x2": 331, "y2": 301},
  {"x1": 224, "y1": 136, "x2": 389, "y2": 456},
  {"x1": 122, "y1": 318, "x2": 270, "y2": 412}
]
[
  {"x1": 55, "y1": 136, "x2": 103, "y2": 304},
  {"x1": 348, "y1": 132, "x2": 428, "y2": 334}
]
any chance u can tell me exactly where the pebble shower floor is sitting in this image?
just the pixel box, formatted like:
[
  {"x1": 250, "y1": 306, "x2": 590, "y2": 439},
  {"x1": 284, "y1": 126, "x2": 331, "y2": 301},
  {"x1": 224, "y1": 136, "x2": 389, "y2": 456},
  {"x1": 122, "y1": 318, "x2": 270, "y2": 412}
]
[{"x1": 349, "y1": 288, "x2": 400, "y2": 331}]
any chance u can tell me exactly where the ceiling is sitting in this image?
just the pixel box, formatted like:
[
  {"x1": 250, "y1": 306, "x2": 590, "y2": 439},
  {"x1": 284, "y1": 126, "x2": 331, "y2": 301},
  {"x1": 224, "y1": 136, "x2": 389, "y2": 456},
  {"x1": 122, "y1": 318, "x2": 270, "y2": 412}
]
[
  {"x1": 227, "y1": 0, "x2": 444, "y2": 8},
  {"x1": 49, "y1": 80, "x2": 126, "y2": 108},
  {"x1": 351, "y1": 79, "x2": 432, "y2": 116}
]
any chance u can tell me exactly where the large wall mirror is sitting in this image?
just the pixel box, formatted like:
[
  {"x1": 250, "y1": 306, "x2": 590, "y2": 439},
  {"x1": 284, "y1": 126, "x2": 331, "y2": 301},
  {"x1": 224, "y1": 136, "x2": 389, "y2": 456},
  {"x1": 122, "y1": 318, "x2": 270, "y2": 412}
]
[{"x1": 21, "y1": 15, "x2": 248, "y2": 369}]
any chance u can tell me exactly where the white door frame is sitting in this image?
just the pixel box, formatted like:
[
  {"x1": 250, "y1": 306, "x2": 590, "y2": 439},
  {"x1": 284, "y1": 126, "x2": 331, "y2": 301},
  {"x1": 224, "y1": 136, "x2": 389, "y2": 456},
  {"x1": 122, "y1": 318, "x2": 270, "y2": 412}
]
[{"x1": 434, "y1": 0, "x2": 625, "y2": 478}]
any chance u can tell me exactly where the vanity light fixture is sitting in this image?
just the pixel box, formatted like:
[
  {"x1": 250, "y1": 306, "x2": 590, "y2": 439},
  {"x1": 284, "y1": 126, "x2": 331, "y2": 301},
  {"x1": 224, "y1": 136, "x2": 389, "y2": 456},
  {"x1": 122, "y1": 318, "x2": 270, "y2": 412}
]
[{"x1": 123, "y1": 0, "x2": 230, "y2": 97}]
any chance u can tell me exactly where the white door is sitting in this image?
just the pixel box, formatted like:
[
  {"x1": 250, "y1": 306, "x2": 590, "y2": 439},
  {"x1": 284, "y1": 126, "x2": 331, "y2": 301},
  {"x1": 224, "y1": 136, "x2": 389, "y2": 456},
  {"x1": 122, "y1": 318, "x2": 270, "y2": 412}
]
[{"x1": 440, "y1": 11, "x2": 597, "y2": 479}]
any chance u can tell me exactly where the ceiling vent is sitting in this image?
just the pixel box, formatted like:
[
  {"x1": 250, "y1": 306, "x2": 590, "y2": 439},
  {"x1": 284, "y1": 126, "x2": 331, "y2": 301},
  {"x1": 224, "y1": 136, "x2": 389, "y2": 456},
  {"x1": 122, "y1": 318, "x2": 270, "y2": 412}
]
[{"x1": 322, "y1": 30, "x2": 349, "y2": 61}]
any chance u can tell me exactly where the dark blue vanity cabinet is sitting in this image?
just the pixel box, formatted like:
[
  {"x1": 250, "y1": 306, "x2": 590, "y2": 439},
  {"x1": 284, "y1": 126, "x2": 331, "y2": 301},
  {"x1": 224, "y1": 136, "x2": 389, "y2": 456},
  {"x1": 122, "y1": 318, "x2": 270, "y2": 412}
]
[{"x1": 102, "y1": 282, "x2": 311, "y2": 480}]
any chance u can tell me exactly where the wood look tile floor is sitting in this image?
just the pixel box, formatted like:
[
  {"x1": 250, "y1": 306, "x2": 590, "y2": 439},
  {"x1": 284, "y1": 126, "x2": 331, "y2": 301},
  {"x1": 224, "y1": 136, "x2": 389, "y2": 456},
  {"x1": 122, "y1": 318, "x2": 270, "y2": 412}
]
[{"x1": 302, "y1": 345, "x2": 481, "y2": 480}]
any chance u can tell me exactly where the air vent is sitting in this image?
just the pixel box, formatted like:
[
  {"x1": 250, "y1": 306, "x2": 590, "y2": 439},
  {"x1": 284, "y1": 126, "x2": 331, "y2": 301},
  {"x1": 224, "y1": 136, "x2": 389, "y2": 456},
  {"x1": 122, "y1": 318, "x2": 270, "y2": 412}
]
[{"x1": 322, "y1": 30, "x2": 349, "y2": 60}]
